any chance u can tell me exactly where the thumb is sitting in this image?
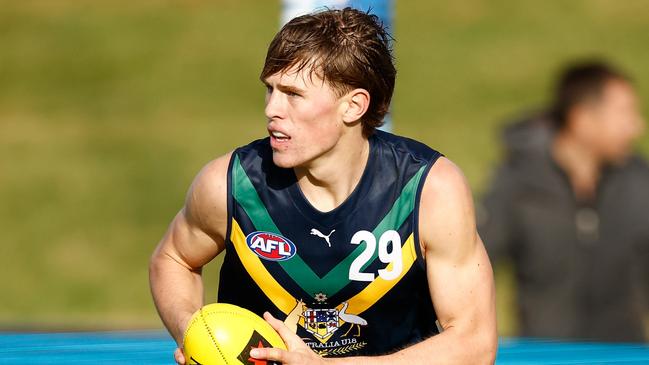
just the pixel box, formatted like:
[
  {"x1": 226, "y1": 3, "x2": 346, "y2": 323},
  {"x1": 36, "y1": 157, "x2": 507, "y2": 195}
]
[{"x1": 174, "y1": 347, "x2": 186, "y2": 364}]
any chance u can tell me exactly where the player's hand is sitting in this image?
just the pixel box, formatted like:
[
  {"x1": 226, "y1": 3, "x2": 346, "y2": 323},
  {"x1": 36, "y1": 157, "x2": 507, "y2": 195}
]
[
  {"x1": 174, "y1": 347, "x2": 186, "y2": 365},
  {"x1": 250, "y1": 312, "x2": 328, "y2": 365}
]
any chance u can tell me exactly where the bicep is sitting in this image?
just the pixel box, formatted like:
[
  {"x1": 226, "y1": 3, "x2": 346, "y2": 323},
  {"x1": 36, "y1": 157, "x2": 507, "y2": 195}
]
[
  {"x1": 153, "y1": 154, "x2": 231, "y2": 270},
  {"x1": 419, "y1": 158, "x2": 496, "y2": 333},
  {"x1": 426, "y1": 235, "x2": 495, "y2": 332},
  {"x1": 155, "y1": 209, "x2": 223, "y2": 271}
]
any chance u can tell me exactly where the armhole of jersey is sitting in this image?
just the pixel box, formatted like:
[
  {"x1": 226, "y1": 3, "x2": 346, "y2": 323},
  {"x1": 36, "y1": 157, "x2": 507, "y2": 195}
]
[
  {"x1": 413, "y1": 152, "x2": 443, "y2": 270},
  {"x1": 224, "y1": 150, "x2": 238, "y2": 248}
]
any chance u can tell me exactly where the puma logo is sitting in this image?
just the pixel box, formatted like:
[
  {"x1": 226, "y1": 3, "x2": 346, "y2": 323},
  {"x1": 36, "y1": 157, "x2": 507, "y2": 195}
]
[{"x1": 310, "y1": 228, "x2": 335, "y2": 247}]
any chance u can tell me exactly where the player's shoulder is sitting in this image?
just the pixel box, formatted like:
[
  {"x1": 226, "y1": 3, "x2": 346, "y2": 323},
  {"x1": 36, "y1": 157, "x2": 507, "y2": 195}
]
[
  {"x1": 419, "y1": 157, "x2": 475, "y2": 235},
  {"x1": 419, "y1": 157, "x2": 478, "y2": 255},
  {"x1": 373, "y1": 130, "x2": 442, "y2": 163},
  {"x1": 186, "y1": 152, "x2": 233, "y2": 217},
  {"x1": 423, "y1": 157, "x2": 472, "y2": 199},
  {"x1": 193, "y1": 152, "x2": 233, "y2": 190},
  {"x1": 175, "y1": 151, "x2": 233, "y2": 241},
  {"x1": 188, "y1": 137, "x2": 270, "y2": 208}
]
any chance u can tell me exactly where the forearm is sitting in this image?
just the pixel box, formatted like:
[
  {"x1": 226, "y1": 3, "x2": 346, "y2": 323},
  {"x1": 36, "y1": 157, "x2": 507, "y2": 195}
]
[
  {"x1": 149, "y1": 251, "x2": 204, "y2": 344},
  {"x1": 328, "y1": 327, "x2": 497, "y2": 365}
]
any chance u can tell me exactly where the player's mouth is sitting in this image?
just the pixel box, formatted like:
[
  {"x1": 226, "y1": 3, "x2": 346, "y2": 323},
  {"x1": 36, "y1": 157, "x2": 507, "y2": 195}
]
[{"x1": 269, "y1": 130, "x2": 291, "y2": 147}]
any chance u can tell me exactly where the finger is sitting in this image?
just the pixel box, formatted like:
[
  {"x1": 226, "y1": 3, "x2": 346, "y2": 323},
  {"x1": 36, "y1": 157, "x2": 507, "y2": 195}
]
[
  {"x1": 174, "y1": 347, "x2": 186, "y2": 365},
  {"x1": 263, "y1": 311, "x2": 300, "y2": 343},
  {"x1": 263, "y1": 311, "x2": 282, "y2": 327},
  {"x1": 250, "y1": 346, "x2": 290, "y2": 362}
]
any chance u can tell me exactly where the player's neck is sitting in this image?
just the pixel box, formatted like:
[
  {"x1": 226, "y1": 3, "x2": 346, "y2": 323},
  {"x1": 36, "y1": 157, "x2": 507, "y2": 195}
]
[{"x1": 294, "y1": 134, "x2": 370, "y2": 212}]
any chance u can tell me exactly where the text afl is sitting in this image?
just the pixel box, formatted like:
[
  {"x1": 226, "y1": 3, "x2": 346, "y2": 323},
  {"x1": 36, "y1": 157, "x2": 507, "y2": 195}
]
[{"x1": 246, "y1": 231, "x2": 296, "y2": 261}]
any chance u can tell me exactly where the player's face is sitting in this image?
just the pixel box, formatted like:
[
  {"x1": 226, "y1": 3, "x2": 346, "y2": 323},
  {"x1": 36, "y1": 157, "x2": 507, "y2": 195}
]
[
  {"x1": 586, "y1": 80, "x2": 645, "y2": 163},
  {"x1": 263, "y1": 67, "x2": 347, "y2": 169}
]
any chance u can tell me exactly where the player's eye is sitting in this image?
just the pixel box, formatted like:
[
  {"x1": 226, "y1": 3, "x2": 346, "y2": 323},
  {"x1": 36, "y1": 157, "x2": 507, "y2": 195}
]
[
  {"x1": 265, "y1": 85, "x2": 273, "y2": 94},
  {"x1": 284, "y1": 88, "x2": 303, "y2": 98}
]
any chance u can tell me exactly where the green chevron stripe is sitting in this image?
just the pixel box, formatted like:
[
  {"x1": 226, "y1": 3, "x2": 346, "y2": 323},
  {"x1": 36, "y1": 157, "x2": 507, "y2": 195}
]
[
  {"x1": 232, "y1": 154, "x2": 426, "y2": 297},
  {"x1": 231, "y1": 155, "x2": 322, "y2": 288}
]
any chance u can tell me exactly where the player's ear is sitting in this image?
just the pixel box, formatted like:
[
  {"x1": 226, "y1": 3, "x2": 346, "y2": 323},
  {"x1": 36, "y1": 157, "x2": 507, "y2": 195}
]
[{"x1": 341, "y1": 88, "x2": 370, "y2": 125}]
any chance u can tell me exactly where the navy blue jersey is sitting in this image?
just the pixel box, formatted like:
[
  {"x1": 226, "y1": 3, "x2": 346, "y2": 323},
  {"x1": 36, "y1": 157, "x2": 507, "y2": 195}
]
[{"x1": 218, "y1": 130, "x2": 442, "y2": 357}]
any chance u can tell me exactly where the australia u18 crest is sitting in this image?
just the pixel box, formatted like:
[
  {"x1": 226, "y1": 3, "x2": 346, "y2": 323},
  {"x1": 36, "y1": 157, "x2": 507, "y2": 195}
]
[
  {"x1": 285, "y1": 300, "x2": 368, "y2": 357},
  {"x1": 303, "y1": 308, "x2": 340, "y2": 341}
]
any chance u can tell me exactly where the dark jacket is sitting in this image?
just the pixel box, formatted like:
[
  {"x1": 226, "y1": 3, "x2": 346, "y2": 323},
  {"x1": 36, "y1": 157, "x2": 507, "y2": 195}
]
[{"x1": 479, "y1": 113, "x2": 649, "y2": 342}]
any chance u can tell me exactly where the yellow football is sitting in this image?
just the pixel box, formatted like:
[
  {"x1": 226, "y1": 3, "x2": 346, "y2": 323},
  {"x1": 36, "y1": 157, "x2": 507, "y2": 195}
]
[{"x1": 183, "y1": 303, "x2": 286, "y2": 365}]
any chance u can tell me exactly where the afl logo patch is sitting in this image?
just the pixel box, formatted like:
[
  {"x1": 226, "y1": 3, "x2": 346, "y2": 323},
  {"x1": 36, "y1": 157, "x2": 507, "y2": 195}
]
[{"x1": 246, "y1": 231, "x2": 296, "y2": 261}]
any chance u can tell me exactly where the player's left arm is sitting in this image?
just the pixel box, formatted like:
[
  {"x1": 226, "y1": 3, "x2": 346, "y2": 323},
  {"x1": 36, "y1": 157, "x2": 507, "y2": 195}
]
[
  {"x1": 350, "y1": 157, "x2": 497, "y2": 364},
  {"x1": 400, "y1": 157, "x2": 498, "y2": 363},
  {"x1": 251, "y1": 157, "x2": 497, "y2": 364}
]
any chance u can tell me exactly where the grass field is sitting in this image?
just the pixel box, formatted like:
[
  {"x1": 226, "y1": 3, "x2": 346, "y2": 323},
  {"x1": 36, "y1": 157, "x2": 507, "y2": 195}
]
[{"x1": 1, "y1": 0, "x2": 648, "y2": 334}]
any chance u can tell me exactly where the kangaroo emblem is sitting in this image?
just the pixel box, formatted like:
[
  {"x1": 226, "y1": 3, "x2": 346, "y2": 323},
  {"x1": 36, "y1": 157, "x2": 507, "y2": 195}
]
[{"x1": 310, "y1": 228, "x2": 335, "y2": 247}]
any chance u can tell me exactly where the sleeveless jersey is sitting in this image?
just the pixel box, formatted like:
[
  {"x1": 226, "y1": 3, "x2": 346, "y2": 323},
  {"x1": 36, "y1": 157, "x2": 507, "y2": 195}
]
[{"x1": 219, "y1": 130, "x2": 442, "y2": 357}]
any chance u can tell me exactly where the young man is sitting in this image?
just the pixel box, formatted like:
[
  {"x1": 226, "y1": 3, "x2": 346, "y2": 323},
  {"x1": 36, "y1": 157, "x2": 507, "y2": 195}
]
[
  {"x1": 150, "y1": 8, "x2": 496, "y2": 364},
  {"x1": 480, "y1": 61, "x2": 648, "y2": 342}
]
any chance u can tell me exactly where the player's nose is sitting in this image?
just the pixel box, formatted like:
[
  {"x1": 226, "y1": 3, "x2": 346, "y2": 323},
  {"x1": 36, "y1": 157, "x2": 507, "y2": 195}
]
[{"x1": 264, "y1": 90, "x2": 284, "y2": 121}]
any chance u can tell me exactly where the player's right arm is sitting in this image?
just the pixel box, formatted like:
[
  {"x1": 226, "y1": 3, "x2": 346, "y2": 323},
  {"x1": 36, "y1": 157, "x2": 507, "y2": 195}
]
[{"x1": 149, "y1": 153, "x2": 231, "y2": 354}]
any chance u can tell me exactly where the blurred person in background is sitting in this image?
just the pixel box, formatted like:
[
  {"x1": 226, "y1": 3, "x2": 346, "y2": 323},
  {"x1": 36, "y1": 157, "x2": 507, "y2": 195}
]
[{"x1": 479, "y1": 60, "x2": 649, "y2": 342}]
